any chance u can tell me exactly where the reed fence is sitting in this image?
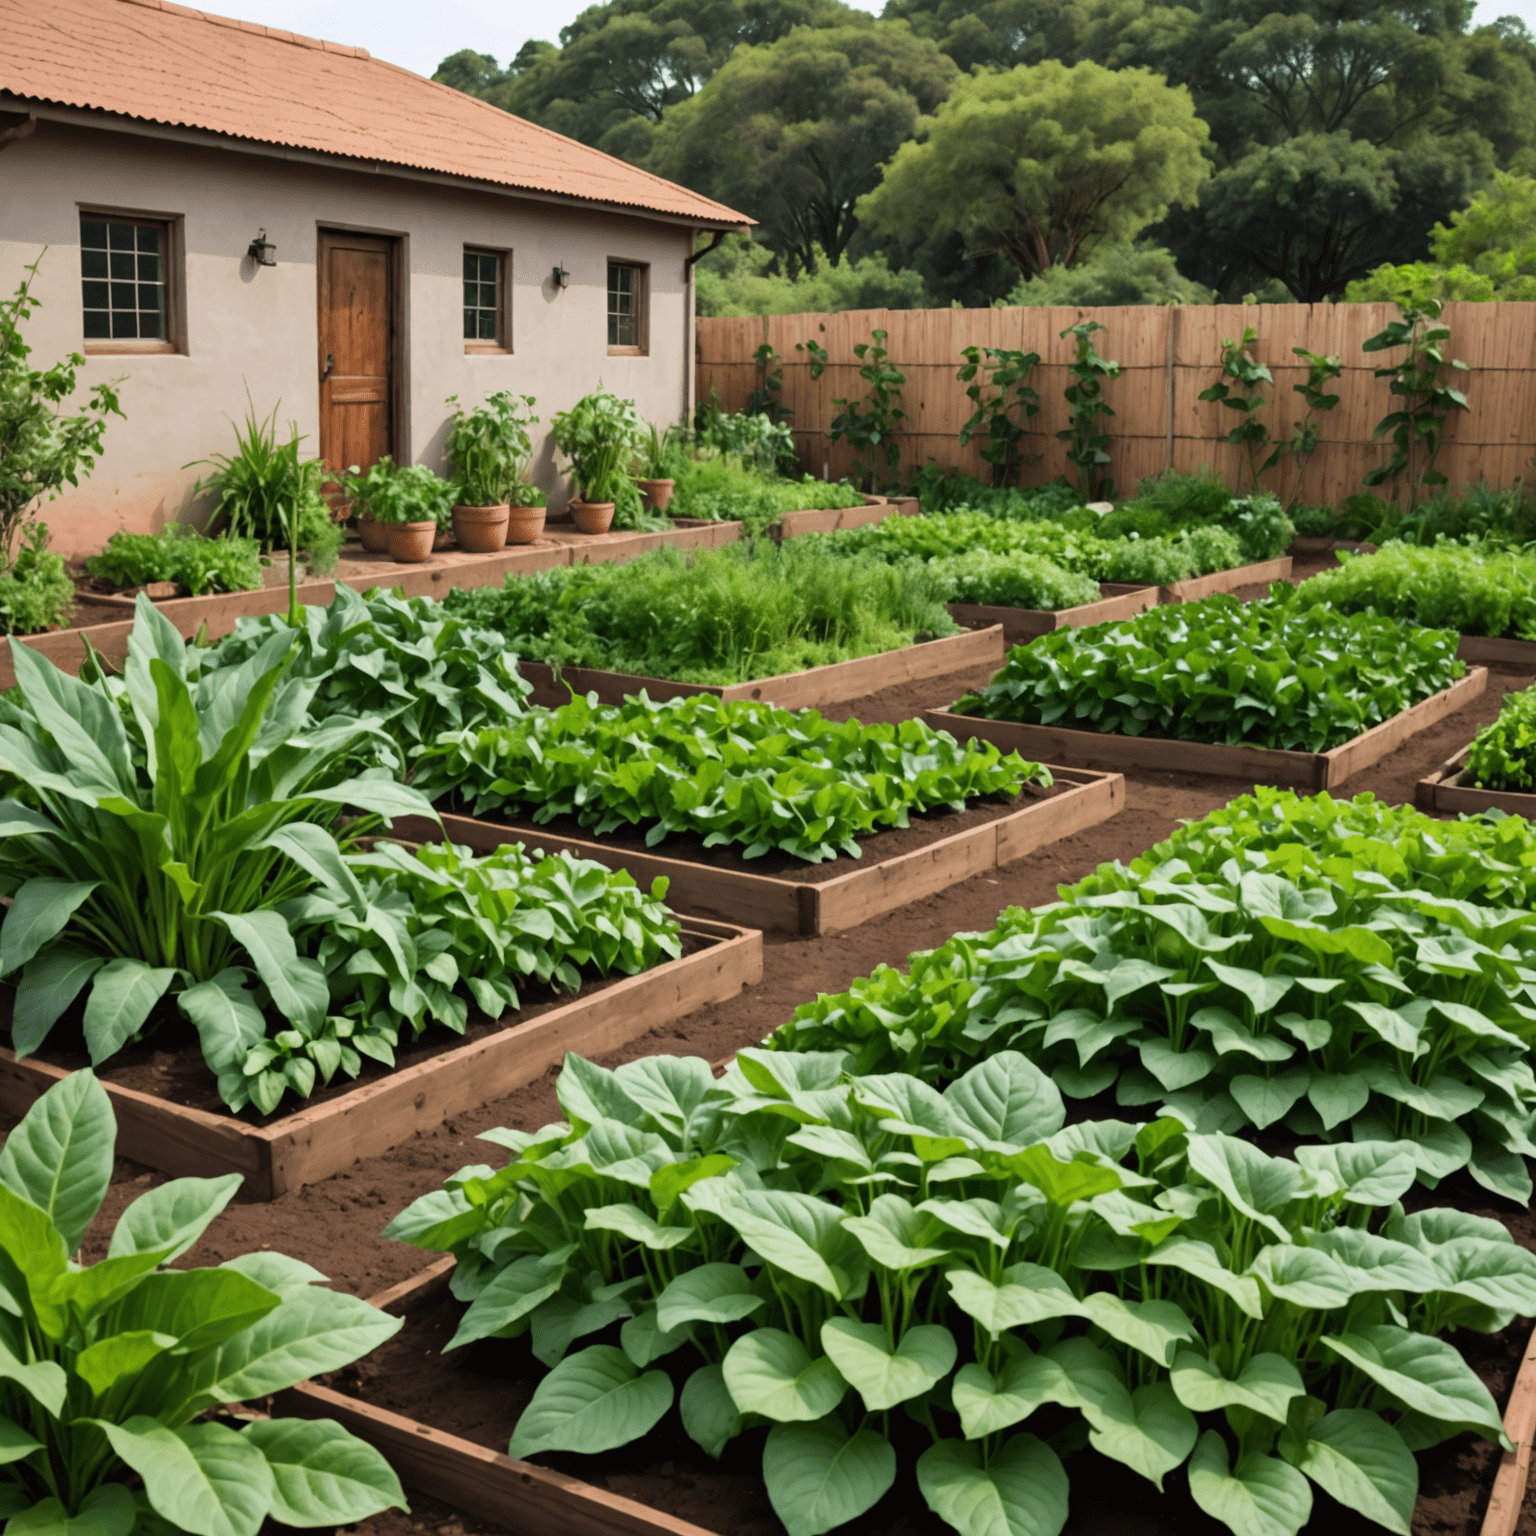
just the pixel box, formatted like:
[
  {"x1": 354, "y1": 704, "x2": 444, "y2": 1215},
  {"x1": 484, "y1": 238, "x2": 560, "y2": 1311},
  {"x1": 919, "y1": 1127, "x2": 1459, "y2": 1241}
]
[{"x1": 695, "y1": 303, "x2": 1536, "y2": 506}]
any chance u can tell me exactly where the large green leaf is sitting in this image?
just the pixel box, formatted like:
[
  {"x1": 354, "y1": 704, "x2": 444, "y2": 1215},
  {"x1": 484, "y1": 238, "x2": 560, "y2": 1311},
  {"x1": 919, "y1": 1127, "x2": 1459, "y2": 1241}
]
[
  {"x1": 0, "y1": 1339, "x2": 65, "y2": 1417},
  {"x1": 680, "y1": 1363, "x2": 740, "y2": 1460},
  {"x1": 108, "y1": 1175, "x2": 243, "y2": 1263},
  {"x1": 1281, "y1": 1410, "x2": 1415, "y2": 1536},
  {"x1": 654, "y1": 1264, "x2": 766, "y2": 1333},
  {"x1": 840, "y1": 1195, "x2": 950, "y2": 1273},
  {"x1": 948, "y1": 1264, "x2": 1081, "y2": 1338},
  {"x1": 0, "y1": 1069, "x2": 114, "y2": 1253},
  {"x1": 256, "y1": 824, "x2": 367, "y2": 914},
  {"x1": 446, "y1": 1255, "x2": 566, "y2": 1349},
  {"x1": 241, "y1": 1418, "x2": 405, "y2": 1525},
  {"x1": 81, "y1": 960, "x2": 177, "y2": 1065},
  {"x1": 763, "y1": 1418, "x2": 896, "y2": 1536},
  {"x1": 1144, "y1": 1240, "x2": 1263, "y2": 1319},
  {"x1": 179, "y1": 974, "x2": 267, "y2": 1077},
  {"x1": 104, "y1": 1268, "x2": 282, "y2": 1354},
  {"x1": 1170, "y1": 1350, "x2": 1306, "y2": 1424},
  {"x1": 943, "y1": 1052, "x2": 1064, "y2": 1149},
  {"x1": 951, "y1": 1354, "x2": 1064, "y2": 1441},
  {"x1": 0, "y1": 880, "x2": 100, "y2": 978},
  {"x1": 0, "y1": 1416, "x2": 41, "y2": 1466},
  {"x1": 5, "y1": 1485, "x2": 136, "y2": 1536},
  {"x1": 1086, "y1": 1381, "x2": 1198, "y2": 1493},
  {"x1": 820, "y1": 1320, "x2": 956, "y2": 1411},
  {"x1": 211, "y1": 912, "x2": 328, "y2": 1033},
  {"x1": 12, "y1": 948, "x2": 107, "y2": 1057},
  {"x1": 101, "y1": 1418, "x2": 274, "y2": 1536},
  {"x1": 1185, "y1": 1135, "x2": 1306, "y2": 1241},
  {"x1": 1320, "y1": 1327, "x2": 1509, "y2": 1445},
  {"x1": 1187, "y1": 1431, "x2": 1312, "y2": 1536},
  {"x1": 722, "y1": 1329, "x2": 847, "y2": 1423},
  {"x1": 507, "y1": 1345, "x2": 671, "y2": 1459},
  {"x1": 715, "y1": 1191, "x2": 847, "y2": 1296},
  {"x1": 916, "y1": 1435, "x2": 1068, "y2": 1536}
]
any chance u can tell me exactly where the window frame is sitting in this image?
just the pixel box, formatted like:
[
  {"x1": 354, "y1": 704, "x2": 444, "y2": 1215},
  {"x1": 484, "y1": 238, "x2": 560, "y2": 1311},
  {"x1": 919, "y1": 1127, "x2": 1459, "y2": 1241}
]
[
  {"x1": 606, "y1": 259, "x2": 649, "y2": 356},
  {"x1": 78, "y1": 206, "x2": 183, "y2": 356},
  {"x1": 463, "y1": 246, "x2": 512, "y2": 356}
]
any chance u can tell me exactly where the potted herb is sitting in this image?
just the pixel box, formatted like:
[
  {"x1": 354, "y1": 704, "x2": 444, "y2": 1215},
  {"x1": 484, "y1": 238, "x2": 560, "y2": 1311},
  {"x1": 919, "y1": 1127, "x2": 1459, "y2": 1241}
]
[
  {"x1": 551, "y1": 387, "x2": 644, "y2": 533},
  {"x1": 343, "y1": 456, "x2": 395, "y2": 552},
  {"x1": 506, "y1": 480, "x2": 548, "y2": 544},
  {"x1": 367, "y1": 460, "x2": 453, "y2": 563},
  {"x1": 634, "y1": 420, "x2": 678, "y2": 512},
  {"x1": 444, "y1": 390, "x2": 538, "y2": 551}
]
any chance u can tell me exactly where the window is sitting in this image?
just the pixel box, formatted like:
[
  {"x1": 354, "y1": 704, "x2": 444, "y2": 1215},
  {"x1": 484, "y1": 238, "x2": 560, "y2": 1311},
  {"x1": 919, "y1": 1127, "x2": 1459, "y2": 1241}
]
[
  {"x1": 80, "y1": 215, "x2": 173, "y2": 349},
  {"x1": 463, "y1": 248, "x2": 509, "y2": 352},
  {"x1": 607, "y1": 261, "x2": 647, "y2": 354}
]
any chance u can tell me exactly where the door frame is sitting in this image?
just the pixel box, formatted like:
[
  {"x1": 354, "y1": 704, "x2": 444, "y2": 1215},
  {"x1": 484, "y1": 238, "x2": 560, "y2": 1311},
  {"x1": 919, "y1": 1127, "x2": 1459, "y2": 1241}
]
[{"x1": 315, "y1": 224, "x2": 408, "y2": 470}]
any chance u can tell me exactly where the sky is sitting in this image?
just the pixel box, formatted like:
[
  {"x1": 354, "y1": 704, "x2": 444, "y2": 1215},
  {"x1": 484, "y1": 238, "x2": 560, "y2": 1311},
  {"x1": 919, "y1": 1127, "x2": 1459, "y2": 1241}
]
[{"x1": 215, "y1": 0, "x2": 1531, "y2": 79}]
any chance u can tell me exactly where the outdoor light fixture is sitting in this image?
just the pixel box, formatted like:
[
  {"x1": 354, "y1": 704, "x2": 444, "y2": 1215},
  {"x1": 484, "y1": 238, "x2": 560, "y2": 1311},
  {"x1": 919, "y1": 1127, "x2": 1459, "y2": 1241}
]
[
  {"x1": 246, "y1": 230, "x2": 277, "y2": 266},
  {"x1": 552, "y1": 263, "x2": 570, "y2": 288}
]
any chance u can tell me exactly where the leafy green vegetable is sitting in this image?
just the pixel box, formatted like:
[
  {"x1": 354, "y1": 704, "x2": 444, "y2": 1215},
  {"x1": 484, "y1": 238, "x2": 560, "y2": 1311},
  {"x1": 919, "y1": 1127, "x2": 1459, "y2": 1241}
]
[
  {"x1": 1293, "y1": 541, "x2": 1536, "y2": 639},
  {"x1": 86, "y1": 525, "x2": 264, "y2": 597},
  {"x1": 0, "y1": 524, "x2": 74, "y2": 635},
  {"x1": 0, "y1": 1069, "x2": 405, "y2": 1534},
  {"x1": 440, "y1": 540, "x2": 958, "y2": 687},
  {"x1": 778, "y1": 788, "x2": 1536, "y2": 1200},
  {"x1": 387, "y1": 1044, "x2": 1532, "y2": 1536},
  {"x1": 416, "y1": 692, "x2": 1045, "y2": 864},
  {"x1": 953, "y1": 589, "x2": 1464, "y2": 753},
  {"x1": 668, "y1": 456, "x2": 863, "y2": 535},
  {"x1": 928, "y1": 550, "x2": 1101, "y2": 611},
  {"x1": 1465, "y1": 686, "x2": 1536, "y2": 791}
]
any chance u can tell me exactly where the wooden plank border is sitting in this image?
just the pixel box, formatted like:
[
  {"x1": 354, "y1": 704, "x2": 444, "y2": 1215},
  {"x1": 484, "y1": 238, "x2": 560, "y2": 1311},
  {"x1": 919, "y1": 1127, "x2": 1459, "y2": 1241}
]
[
  {"x1": 1415, "y1": 745, "x2": 1536, "y2": 816},
  {"x1": 397, "y1": 767, "x2": 1122, "y2": 936},
  {"x1": 0, "y1": 919, "x2": 761, "y2": 1200},
  {"x1": 925, "y1": 668, "x2": 1488, "y2": 791},
  {"x1": 276, "y1": 1262, "x2": 723, "y2": 1536},
  {"x1": 947, "y1": 584, "x2": 1157, "y2": 648},
  {"x1": 1159, "y1": 557, "x2": 1294, "y2": 604},
  {"x1": 773, "y1": 495, "x2": 920, "y2": 539},
  {"x1": 1458, "y1": 634, "x2": 1536, "y2": 668},
  {"x1": 518, "y1": 625, "x2": 1005, "y2": 711},
  {"x1": 1482, "y1": 1325, "x2": 1536, "y2": 1536}
]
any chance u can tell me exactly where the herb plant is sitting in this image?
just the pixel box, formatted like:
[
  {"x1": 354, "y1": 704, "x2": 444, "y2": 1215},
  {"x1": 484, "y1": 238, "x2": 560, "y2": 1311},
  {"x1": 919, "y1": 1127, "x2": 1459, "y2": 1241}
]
[
  {"x1": 1293, "y1": 542, "x2": 1536, "y2": 639},
  {"x1": 444, "y1": 391, "x2": 538, "y2": 506},
  {"x1": 415, "y1": 692, "x2": 1045, "y2": 863},
  {"x1": 87, "y1": 525, "x2": 264, "y2": 596},
  {"x1": 667, "y1": 458, "x2": 861, "y2": 534},
  {"x1": 551, "y1": 388, "x2": 646, "y2": 514},
  {"x1": 954, "y1": 589, "x2": 1465, "y2": 752},
  {"x1": 1057, "y1": 320, "x2": 1119, "y2": 501},
  {"x1": 1361, "y1": 299, "x2": 1469, "y2": 510},
  {"x1": 0, "y1": 523, "x2": 75, "y2": 636},
  {"x1": 344, "y1": 458, "x2": 452, "y2": 528},
  {"x1": 440, "y1": 540, "x2": 957, "y2": 686},
  {"x1": 779, "y1": 787, "x2": 1536, "y2": 1202},
  {"x1": 690, "y1": 404, "x2": 798, "y2": 476},
  {"x1": 929, "y1": 549, "x2": 1101, "y2": 611},
  {"x1": 1197, "y1": 327, "x2": 1274, "y2": 492},
  {"x1": 829, "y1": 328, "x2": 907, "y2": 491},
  {"x1": 0, "y1": 597, "x2": 431, "y2": 1086},
  {"x1": 957, "y1": 345, "x2": 1040, "y2": 486},
  {"x1": 1464, "y1": 685, "x2": 1536, "y2": 791},
  {"x1": 387, "y1": 1044, "x2": 1532, "y2": 1536},
  {"x1": 0, "y1": 1068, "x2": 405, "y2": 1535}
]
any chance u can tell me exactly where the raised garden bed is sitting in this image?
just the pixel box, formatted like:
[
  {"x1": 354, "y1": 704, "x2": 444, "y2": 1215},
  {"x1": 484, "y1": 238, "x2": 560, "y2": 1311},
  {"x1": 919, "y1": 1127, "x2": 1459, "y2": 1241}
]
[
  {"x1": 392, "y1": 765, "x2": 1122, "y2": 935},
  {"x1": 773, "y1": 495, "x2": 919, "y2": 539},
  {"x1": 1458, "y1": 634, "x2": 1536, "y2": 667},
  {"x1": 946, "y1": 582, "x2": 1156, "y2": 647},
  {"x1": 1158, "y1": 554, "x2": 1293, "y2": 602},
  {"x1": 517, "y1": 624, "x2": 1005, "y2": 710},
  {"x1": 1416, "y1": 743, "x2": 1536, "y2": 815},
  {"x1": 0, "y1": 916, "x2": 759, "y2": 1199},
  {"x1": 926, "y1": 666, "x2": 1488, "y2": 790}
]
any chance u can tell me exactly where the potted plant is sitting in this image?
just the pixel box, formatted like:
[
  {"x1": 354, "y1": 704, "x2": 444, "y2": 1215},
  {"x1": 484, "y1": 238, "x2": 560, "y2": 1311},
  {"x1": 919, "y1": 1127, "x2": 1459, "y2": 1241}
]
[
  {"x1": 551, "y1": 387, "x2": 645, "y2": 533},
  {"x1": 506, "y1": 481, "x2": 548, "y2": 544},
  {"x1": 343, "y1": 456, "x2": 395, "y2": 552},
  {"x1": 634, "y1": 420, "x2": 678, "y2": 512},
  {"x1": 444, "y1": 390, "x2": 538, "y2": 551},
  {"x1": 367, "y1": 461, "x2": 453, "y2": 562}
]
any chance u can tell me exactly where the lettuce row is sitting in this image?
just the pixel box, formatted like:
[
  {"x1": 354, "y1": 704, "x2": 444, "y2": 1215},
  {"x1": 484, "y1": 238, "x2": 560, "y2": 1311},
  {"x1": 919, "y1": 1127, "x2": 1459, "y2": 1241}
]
[{"x1": 386, "y1": 1045, "x2": 1535, "y2": 1536}]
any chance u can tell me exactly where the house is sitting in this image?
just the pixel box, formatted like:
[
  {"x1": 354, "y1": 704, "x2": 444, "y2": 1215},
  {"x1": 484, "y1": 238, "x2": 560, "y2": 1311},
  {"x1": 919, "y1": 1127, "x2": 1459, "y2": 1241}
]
[{"x1": 0, "y1": 0, "x2": 750, "y2": 556}]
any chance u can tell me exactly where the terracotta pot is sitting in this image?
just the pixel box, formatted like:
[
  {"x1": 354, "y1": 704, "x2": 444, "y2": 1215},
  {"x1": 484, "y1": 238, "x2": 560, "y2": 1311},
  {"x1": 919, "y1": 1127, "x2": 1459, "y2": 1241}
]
[
  {"x1": 452, "y1": 503, "x2": 510, "y2": 553},
  {"x1": 432, "y1": 527, "x2": 453, "y2": 551},
  {"x1": 383, "y1": 520, "x2": 438, "y2": 563},
  {"x1": 570, "y1": 500, "x2": 616, "y2": 535},
  {"x1": 357, "y1": 515, "x2": 389, "y2": 553},
  {"x1": 637, "y1": 478, "x2": 675, "y2": 513},
  {"x1": 505, "y1": 506, "x2": 547, "y2": 545}
]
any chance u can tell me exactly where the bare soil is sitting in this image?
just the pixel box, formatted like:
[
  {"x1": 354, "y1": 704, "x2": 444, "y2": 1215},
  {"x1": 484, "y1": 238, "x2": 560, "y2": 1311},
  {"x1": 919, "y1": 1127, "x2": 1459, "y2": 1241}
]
[{"x1": 9, "y1": 571, "x2": 1532, "y2": 1536}]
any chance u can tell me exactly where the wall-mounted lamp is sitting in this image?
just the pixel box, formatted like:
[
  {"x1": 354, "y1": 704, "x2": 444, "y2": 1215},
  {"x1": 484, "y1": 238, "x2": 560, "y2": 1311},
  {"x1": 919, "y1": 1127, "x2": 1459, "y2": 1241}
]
[
  {"x1": 551, "y1": 264, "x2": 570, "y2": 289},
  {"x1": 246, "y1": 229, "x2": 277, "y2": 267}
]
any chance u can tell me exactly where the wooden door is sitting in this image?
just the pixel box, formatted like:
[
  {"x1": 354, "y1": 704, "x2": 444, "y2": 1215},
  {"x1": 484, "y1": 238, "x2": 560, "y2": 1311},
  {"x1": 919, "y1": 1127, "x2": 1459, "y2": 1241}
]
[{"x1": 317, "y1": 230, "x2": 395, "y2": 475}]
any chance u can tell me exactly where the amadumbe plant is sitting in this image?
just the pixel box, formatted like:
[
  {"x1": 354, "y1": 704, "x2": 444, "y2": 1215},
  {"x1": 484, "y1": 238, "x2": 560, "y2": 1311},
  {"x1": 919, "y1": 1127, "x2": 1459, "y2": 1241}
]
[
  {"x1": 0, "y1": 597, "x2": 434, "y2": 1091},
  {"x1": 0, "y1": 1068, "x2": 404, "y2": 1535},
  {"x1": 386, "y1": 1046, "x2": 1533, "y2": 1536}
]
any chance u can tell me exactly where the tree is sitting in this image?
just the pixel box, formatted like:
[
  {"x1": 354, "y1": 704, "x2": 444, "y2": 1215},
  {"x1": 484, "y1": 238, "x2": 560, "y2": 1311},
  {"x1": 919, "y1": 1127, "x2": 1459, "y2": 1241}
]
[
  {"x1": 858, "y1": 59, "x2": 1210, "y2": 279},
  {"x1": 435, "y1": 0, "x2": 859, "y2": 162},
  {"x1": 649, "y1": 22, "x2": 957, "y2": 270},
  {"x1": 1006, "y1": 239, "x2": 1213, "y2": 304},
  {"x1": 694, "y1": 233, "x2": 930, "y2": 314}
]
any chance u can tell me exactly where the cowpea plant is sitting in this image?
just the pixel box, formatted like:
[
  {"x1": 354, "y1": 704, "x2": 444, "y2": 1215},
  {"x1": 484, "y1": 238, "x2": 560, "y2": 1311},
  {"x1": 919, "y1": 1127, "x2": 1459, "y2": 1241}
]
[
  {"x1": 779, "y1": 790, "x2": 1536, "y2": 1202},
  {"x1": 385, "y1": 1046, "x2": 1532, "y2": 1536},
  {"x1": 0, "y1": 597, "x2": 434, "y2": 1093},
  {"x1": 0, "y1": 1069, "x2": 405, "y2": 1535},
  {"x1": 414, "y1": 692, "x2": 1046, "y2": 864}
]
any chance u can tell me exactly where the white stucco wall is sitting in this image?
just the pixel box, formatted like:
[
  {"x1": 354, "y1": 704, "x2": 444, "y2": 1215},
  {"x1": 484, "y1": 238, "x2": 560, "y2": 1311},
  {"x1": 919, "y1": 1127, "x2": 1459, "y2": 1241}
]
[{"x1": 0, "y1": 118, "x2": 698, "y2": 558}]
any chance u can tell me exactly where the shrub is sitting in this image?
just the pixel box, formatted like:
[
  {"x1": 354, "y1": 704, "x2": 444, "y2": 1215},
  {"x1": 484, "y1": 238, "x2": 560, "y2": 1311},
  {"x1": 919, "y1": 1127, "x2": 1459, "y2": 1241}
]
[
  {"x1": 0, "y1": 523, "x2": 74, "y2": 634},
  {"x1": 87, "y1": 524, "x2": 264, "y2": 595}
]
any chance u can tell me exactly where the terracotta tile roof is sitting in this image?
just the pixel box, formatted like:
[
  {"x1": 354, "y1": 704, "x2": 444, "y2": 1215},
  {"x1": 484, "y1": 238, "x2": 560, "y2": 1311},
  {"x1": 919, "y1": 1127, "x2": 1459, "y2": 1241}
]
[{"x1": 0, "y1": 0, "x2": 752, "y2": 226}]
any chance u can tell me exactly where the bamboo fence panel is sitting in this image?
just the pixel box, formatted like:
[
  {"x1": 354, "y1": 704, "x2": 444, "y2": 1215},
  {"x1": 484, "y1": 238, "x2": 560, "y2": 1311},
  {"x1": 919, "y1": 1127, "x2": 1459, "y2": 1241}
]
[{"x1": 696, "y1": 303, "x2": 1536, "y2": 505}]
